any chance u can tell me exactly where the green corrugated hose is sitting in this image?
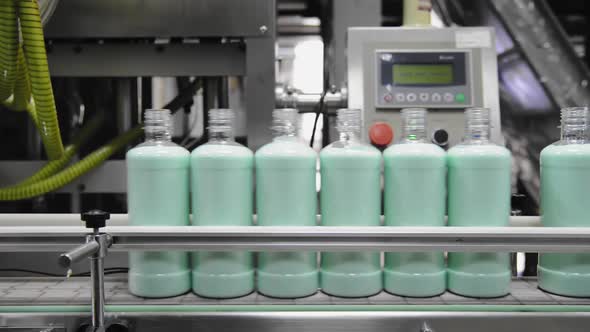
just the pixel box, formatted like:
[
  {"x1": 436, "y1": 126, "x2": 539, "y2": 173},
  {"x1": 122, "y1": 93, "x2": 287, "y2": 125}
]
[
  {"x1": 6, "y1": 114, "x2": 105, "y2": 188},
  {"x1": 16, "y1": 0, "x2": 64, "y2": 160},
  {"x1": 0, "y1": 126, "x2": 143, "y2": 200},
  {"x1": 0, "y1": 0, "x2": 64, "y2": 160},
  {"x1": 0, "y1": 78, "x2": 200, "y2": 200},
  {"x1": 12, "y1": 46, "x2": 33, "y2": 114},
  {"x1": 0, "y1": 0, "x2": 18, "y2": 101}
]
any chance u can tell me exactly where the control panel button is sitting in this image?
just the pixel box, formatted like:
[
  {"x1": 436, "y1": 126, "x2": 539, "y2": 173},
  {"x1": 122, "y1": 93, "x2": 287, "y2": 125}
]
[
  {"x1": 432, "y1": 129, "x2": 449, "y2": 147},
  {"x1": 406, "y1": 93, "x2": 417, "y2": 102},
  {"x1": 419, "y1": 93, "x2": 429, "y2": 102},
  {"x1": 369, "y1": 122, "x2": 394, "y2": 146},
  {"x1": 455, "y1": 93, "x2": 466, "y2": 102},
  {"x1": 431, "y1": 93, "x2": 441, "y2": 102},
  {"x1": 444, "y1": 93, "x2": 454, "y2": 102},
  {"x1": 395, "y1": 93, "x2": 405, "y2": 102},
  {"x1": 383, "y1": 93, "x2": 393, "y2": 103}
]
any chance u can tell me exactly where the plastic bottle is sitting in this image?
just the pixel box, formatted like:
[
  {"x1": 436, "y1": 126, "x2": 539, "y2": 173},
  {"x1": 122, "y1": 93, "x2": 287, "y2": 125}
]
[
  {"x1": 127, "y1": 109, "x2": 191, "y2": 298},
  {"x1": 319, "y1": 108, "x2": 382, "y2": 297},
  {"x1": 191, "y1": 109, "x2": 254, "y2": 298},
  {"x1": 256, "y1": 108, "x2": 318, "y2": 298},
  {"x1": 538, "y1": 106, "x2": 590, "y2": 297},
  {"x1": 383, "y1": 108, "x2": 446, "y2": 297},
  {"x1": 447, "y1": 107, "x2": 512, "y2": 298}
]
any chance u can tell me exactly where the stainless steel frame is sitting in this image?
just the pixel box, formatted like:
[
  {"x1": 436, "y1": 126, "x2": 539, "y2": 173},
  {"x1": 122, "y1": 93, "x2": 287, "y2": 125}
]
[
  {"x1": 1, "y1": 311, "x2": 590, "y2": 332},
  {"x1": 42, "y1": 0, "x2": 276, "y2": 150},
  {"x1": 0, "y1": 225, "x2": 588, "y2": 253}
]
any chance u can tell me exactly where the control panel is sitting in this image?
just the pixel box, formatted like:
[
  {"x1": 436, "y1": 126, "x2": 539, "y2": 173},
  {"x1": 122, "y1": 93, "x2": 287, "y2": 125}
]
[
  {"x1": 376, "y1": 51, "x2": 472, "y2": 108},
  {"x1": 347, "y1": 27, "x2": 501, "y2": 148}
]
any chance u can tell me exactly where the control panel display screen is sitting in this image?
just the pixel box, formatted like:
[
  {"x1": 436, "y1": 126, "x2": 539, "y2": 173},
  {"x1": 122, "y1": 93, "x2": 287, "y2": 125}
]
[
  {"x1": 376, "y1": 51, "x2": 472, "y2": 107},
  {"x1": 393, "y1": 64, "x2": 453, "y2": 85}
]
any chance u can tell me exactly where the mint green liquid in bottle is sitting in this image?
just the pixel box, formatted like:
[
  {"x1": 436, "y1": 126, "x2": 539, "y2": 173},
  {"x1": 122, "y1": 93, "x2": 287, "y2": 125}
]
[
  {"x1": 384, "y1": 108, "x2": 446, "y2": 297},
  {"x1": 539, "y1": 106, "x2": 590, "y2": 297},
  {"x1": 127, "y1": 109, "x2": 191, "y2": 298},
  {"x1": 256, "y1": 108, "x2": 318, "y2": 298},
  {"x1": 320, "y1": 108, "x2": 382, "y2": 297},
  {"x1": 191, "y1": 109, "x2": 254, "y2": 298},
  {"x1": 447, "y1": 107, "x2": 512, "y2": 298}
]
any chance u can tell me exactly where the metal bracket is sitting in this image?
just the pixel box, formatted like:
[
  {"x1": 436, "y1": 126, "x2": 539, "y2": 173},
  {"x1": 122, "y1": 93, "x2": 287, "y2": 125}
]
[{"x1": 59, "y1": 211, "x2": 112, "y2": 332}]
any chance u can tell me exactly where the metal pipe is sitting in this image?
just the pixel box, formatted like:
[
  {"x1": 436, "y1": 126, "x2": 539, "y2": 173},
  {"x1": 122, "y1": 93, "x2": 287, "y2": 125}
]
[
  {"x1": 275, "y1": 87, "x2": 347, "y2": 113},
  {"x1": 0, "y1": 214, "x2": 546, "y2": 227},
  {"x1": 2, "y1": 225, "x2": 590, "y2": 253},
  {"x1": 90, "y1": 245, "x2": 105, "y2": 331},
  {"x1": 58, "y1": 237, "x2": 99, "y2": 268}
]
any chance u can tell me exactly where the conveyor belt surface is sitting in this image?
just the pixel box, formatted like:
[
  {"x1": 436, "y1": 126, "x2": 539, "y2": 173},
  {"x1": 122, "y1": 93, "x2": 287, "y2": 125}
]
[{"x1": 0, "y1": 277, "x2": 588, "y2": 306}]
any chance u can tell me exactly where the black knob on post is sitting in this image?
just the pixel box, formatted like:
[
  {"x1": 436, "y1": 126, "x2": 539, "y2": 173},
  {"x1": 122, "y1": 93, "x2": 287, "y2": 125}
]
[{"x1": 81, "y1": 210, "x2": 110, "y2": 229}]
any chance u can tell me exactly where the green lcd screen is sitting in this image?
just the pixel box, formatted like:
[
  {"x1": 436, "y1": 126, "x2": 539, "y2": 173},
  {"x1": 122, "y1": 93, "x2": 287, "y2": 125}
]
[{"x1": 393, "y1": 64, "x2": 453, "y2": 85}]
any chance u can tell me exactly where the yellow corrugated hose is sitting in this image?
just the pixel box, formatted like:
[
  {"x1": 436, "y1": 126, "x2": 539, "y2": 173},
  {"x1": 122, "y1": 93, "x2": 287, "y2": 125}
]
[
  {"x1": 0, "y1": 0, "x2": 201, "y2": 202},
  {"x1": 0, "y1": 126, "x2": 142, "y2": 200},
  {"x1": 0, "y1": 0, "x2": 18, "y2": 101},
  {"x1": 16, "y1": 0, "x2": 64, "y2": 160},
  {"x1": 8, "y1": 113, "x2": 104, "y2": 187},
  {"x1": 1, "y1": 0, "x2": 64, "y2": 159}
]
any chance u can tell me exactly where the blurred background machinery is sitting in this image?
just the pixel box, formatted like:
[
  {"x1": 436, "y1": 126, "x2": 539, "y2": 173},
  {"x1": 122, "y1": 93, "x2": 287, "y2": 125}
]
[
  {"x1": 0, "y1": 1, "x2": 589, "y2": 331},
  {"x1": 1, "y1": 0, "x2": 589, "y2": 217}
]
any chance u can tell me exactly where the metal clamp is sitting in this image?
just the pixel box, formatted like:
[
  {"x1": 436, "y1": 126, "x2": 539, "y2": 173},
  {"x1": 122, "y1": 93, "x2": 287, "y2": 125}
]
[{"x1": 59, "y1": 210, "x2": 112, "y2": 332}]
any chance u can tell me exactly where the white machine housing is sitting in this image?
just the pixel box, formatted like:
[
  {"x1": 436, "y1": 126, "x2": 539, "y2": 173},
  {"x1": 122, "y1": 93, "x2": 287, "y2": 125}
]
[{"x1": 347, "y1": 27, "x2": 502, "y2": 147}]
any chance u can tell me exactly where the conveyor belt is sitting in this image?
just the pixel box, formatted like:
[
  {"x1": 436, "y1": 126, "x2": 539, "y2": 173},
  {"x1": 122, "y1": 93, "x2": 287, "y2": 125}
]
[{"x1": 0, "y1": 277, "x2": 588, "y2": 306}]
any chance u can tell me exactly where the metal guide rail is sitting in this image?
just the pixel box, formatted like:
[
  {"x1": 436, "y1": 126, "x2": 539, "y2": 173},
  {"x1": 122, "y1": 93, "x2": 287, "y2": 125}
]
[{"x1": 0, "y1": 225, "x2": 589, "y2": 253}]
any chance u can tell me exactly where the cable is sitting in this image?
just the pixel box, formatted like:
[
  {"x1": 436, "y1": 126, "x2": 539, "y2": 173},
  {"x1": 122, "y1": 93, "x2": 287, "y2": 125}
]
[{"x1": 309, "y1": 89, "x2": 328, "y2": 148}]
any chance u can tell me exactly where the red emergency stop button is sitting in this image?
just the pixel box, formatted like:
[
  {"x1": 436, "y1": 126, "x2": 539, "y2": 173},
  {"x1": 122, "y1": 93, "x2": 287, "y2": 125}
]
[{"x1": 369, "y1": 122, "x2": 394, "y2": 146}]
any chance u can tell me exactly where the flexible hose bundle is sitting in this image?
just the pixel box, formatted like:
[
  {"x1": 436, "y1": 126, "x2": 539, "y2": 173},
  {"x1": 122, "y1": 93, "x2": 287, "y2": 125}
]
[
  {"x1": 9, "y1": 113, "x2": 104, "y2": 187},
  {"x1": 12, "y1": 46, "x2": 33, "y2": 113},
  {"x1": 0, "y1": 0, "x2": 18, "y2": 101},
  {"x1": 0, "y1": 126, "x2": 142, "y2": 200},
  {"x1": 0, "y1": 79, "x2": 200, "y2": 200},
  {"x1": 16, "y1": 0, "x2": 64, "y2": 159}
]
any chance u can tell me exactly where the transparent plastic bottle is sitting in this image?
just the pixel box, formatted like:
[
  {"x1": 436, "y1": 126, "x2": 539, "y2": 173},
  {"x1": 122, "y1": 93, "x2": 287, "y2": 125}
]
[
  {"x1": 320, "y1": 109, "x2": 382, "y2": 297},
  {"x1": 383, "y1": 108, "x2": 446, "y2": 297},
  {"x1": 191, "y1": 109, "x2": 254, "y2": 298},
  {"x1": 538, "y1": 106, "x2": 590, "y2": 297},
  {"x1": 127, "y1": 109, "x2": 191, "y2": 298},
  {"x1": 255, "y1": 108, "x2": 318, "y2": 298},
  {"x1": 447, "y1": 107, "x2": 512, "y2": 298}
]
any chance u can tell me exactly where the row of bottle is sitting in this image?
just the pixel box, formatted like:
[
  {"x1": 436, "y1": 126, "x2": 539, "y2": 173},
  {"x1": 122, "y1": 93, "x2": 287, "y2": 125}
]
[{"x1": 126, "y1": 106, "x2": 590, "y2": 299}]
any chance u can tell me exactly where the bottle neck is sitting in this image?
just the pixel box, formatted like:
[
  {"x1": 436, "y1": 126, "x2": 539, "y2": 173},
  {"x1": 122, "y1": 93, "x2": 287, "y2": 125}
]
[
  {"x1": 210, "y1": 132, "x2": 234, "y2": 142},
  {"x1": 272, "y1": 108, "x2": 298, "y2": 139},
  {"x1": 336, "y1": 108, "x2": 362, "y2": 144},
  {"x1": 145, "y1": 130, "x2": 172, "y2": 143},
  {"x1": 144, "y1": 109, "x2": 172, "y2": 143},
  {"x1": 561, "y1": 107, "x2": 590, "y2": 144},
  {"x1": 339, "y1": 130, "x2": 361, "y2": 143},
  {"x1": 208, "y1": 108, "x2": 235, "y2": 143},
  {"x1": 401, "y1": 126, "x2": 426, "y2": 143},
  {"x1": 464, "y1": 126, "x2": 491, "y2": 144},
  {"x1": 464, "y1": 108, "x2": 491, "y2": 144},
  {"x1": 400, "y1": 108, "x2": 427, "y2": 143}
]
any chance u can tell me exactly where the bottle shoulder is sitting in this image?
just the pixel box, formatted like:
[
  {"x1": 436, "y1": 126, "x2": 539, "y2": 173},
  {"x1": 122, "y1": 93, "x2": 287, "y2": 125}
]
[
  {"x1": 126, "y1": 142, "x2": 189, "y2": 169},
  {"x1": 191, "y1": 141, "x2": 253, "y2": 158},
  {"x1": 541, "y1": 142, "x2": 590, "y2": 166},
  {"x1": 383, "y1": 142, "x2": 445, "y2": 157},
  {"x1": 127, "y1": 142, "x2": 189, "y2": 158},
  {"x1": 255, "y1": 139, "x2": 317, "y2": 159},
  {"x1": 541, "y1": 142, "x2": 590, "y2": 155},
  {"x1": 320, "y1": 142, "x2": 381, "y2": 158},
  {"x1": 447, "y1": 143, "x2": 510, "y2": 158}
]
